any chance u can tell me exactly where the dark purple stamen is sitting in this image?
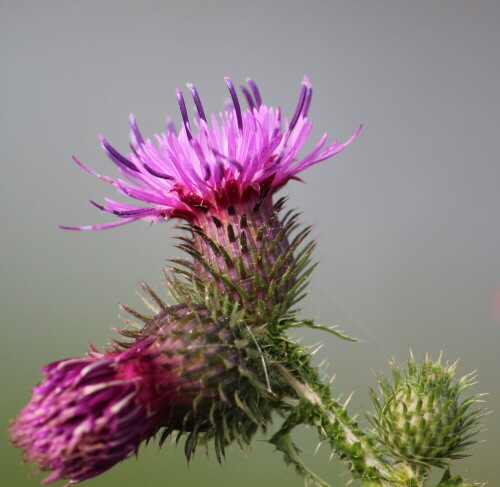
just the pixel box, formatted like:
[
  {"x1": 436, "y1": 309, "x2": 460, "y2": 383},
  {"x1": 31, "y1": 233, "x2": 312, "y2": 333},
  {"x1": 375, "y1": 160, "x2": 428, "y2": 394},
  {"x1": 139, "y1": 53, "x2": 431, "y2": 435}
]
[
  {"x1": 100, "y1": 137, "x2": 139, "y2": 172},
  {"x1": 176, "y1": 89, "x2": 192, "y2": 140},
  {"x1": 303, "y1": 85, "x2": 313, "y2": 117},
  {"x1": 224, "y1": 77, "x2": 243, "y2": 131},
  {"x1": 144, "y1": 164, "x2": 175, "y2": 180},
  {"x1": 240, "y1": 85, "x2": 255, "y2": 109},
  {"x1": 90, "y1": 200, "x2": 150, "y2": 218},
  {"x1": 263, "y1": 154, "x2": 284, "y2": 174},
  {"x1": 90, "y1": 200, "x2": 106, "y2": 211},
  {"x1": 246, "y1": 79, "x2": 262, "y2": 107},
  {"x1": 129, "y1": 114, "x2": 144, "y2": 146},
  {"x1": 202, "y1": 161, "x2": 211, "y2": 181},
  {"x1": 229, "y1": 158, "x2": 243, "y2": 171},
  {"x1": 289, "y1": 82, "x2": 307, "y2": 131},
  {"x1": 187, "y1": 83, "x2": 207, "y2": 122},
  {"x1": 110, "y1": 208, "x2": 151, "y2": 217},
  {"x1": 129, "y1": 144, "x2": 140, "y2": 158},
  {"x1": 214, "y1": 160, "x2": 225, "y2": 184}
]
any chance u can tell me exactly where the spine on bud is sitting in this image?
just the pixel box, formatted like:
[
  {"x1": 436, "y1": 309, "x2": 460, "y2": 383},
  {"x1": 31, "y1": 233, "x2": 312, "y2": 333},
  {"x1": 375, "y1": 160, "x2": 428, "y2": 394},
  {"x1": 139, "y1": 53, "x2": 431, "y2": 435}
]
[{"x1": 171, "y1": 197, "x2": 315, "y2": 326}]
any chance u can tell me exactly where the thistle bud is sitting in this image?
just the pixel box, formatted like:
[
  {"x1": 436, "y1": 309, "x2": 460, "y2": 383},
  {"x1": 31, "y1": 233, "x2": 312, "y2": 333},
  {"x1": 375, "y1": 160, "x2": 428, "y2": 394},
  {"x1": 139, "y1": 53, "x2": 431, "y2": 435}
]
[{"x1": 367, "y1": 355, "x2": 482, "y2": 469}]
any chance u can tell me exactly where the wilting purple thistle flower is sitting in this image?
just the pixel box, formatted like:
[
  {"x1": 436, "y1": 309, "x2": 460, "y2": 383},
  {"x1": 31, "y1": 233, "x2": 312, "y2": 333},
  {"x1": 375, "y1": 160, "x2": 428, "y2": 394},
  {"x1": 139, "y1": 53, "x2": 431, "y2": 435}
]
[
  {"x1": 11, "y1": 305, "x2": 269, "y2": 485},
  {"x1": 11, "y1": 341, "x2": 161, "y2": 485}
]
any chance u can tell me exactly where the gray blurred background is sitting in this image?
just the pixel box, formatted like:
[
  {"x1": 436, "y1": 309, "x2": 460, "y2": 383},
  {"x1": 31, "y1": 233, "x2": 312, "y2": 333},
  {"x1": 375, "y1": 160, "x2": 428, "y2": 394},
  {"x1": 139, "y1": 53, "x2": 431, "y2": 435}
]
[{"x1": 1, "y1": 1, "x2": 499, "y2": 485}]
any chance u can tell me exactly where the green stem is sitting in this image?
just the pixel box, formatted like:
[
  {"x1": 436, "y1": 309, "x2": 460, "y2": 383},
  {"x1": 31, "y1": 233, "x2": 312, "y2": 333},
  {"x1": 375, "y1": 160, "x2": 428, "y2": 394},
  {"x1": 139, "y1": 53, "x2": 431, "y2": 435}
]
[{"x1": 276, "y1": 363, "x2": 393, "y2": 487}]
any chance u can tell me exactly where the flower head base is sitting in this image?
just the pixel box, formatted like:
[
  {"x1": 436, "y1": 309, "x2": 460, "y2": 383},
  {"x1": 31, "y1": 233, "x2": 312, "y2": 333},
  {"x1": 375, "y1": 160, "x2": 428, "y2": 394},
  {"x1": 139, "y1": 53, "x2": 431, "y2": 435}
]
[{"x1": 61, "y1": 77, "x2": 360, "y2": 230}]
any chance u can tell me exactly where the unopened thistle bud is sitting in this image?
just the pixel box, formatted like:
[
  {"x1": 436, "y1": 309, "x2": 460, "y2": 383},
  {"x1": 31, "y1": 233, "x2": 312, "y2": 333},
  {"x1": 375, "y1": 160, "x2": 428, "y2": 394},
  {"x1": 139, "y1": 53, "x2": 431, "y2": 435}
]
[{"x1": 367, "y1": 355, "x2": 483, "y2": 469}]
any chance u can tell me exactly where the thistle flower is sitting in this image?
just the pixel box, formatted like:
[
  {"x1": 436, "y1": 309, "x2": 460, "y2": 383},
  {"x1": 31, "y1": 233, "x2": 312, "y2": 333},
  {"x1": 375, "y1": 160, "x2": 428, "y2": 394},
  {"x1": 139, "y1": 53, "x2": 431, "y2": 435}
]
[
  {"x1": 11, "y1": 304, "x2": 272, "y2": 485},
  {"x1": 367, "y1": 355, "x2": 483, "y2": 469},
  {"x1": 62, "y1": 76, "x2": 360, "y2": 231},
  {"x1": 62, "y1": 77, "x2": 361, "y2": 322}
]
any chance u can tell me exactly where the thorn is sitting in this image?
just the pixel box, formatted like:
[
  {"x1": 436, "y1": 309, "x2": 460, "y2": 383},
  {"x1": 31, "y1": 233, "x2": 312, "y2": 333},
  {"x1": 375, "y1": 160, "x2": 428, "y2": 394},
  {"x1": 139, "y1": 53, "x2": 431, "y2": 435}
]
[
  {"x1": 317, "y1": 357, "x2": 328, "y2": 369},
  {"x1": 310, "y1": 342, "x2": 324, "y2": 356},
  {"x1": 313, "y1": 442, "x2": 322, "y2": 455},
  {"x1": 343, "y1": 391, "x2": 354, "y2": 407}
]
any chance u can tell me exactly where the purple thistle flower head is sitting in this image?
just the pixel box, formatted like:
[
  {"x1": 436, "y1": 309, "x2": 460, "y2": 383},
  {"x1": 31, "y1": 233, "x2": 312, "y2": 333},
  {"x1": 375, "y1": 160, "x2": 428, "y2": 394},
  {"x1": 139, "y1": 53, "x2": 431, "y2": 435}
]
[{"x1": 61, "y1": 76, "x2": 361, "y2": 230}]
